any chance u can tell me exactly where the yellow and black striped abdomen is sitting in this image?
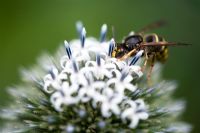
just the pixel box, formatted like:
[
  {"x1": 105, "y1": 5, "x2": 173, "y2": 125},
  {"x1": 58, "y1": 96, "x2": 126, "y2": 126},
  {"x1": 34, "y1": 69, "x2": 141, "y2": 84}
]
[{"x1": 156, "y1": 46, "x2": 168, "y2": 63}]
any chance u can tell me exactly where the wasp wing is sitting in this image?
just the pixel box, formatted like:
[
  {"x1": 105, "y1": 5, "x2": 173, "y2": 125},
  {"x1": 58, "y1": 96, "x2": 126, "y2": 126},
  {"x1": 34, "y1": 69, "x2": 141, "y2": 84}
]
[{"x1": 136, "y1": 20, "x2": 167, "y2": 34}]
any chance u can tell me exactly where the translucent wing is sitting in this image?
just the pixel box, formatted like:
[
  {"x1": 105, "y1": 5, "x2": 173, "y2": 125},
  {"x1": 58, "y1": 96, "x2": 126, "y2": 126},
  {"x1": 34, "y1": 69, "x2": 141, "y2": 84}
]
[{"x1": 136, "y1": 20, "x2": 167, "y2": 34}]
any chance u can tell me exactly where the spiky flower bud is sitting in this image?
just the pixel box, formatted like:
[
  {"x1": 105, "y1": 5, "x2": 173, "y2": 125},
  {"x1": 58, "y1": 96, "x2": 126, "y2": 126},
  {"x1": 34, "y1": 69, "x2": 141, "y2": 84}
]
[{"x1": 0, "y1": 23, "x2": 191, "y2": 133}]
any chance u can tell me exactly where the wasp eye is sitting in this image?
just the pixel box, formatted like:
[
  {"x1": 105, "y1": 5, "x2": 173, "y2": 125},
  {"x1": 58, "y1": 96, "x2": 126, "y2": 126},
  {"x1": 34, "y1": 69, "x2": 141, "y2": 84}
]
[
  {"x1": 145, "y1": 36, "x2": 154, "y2": 42},
  {"x1": 145, "y1": 34, "x2": 159, "y2": 43}
]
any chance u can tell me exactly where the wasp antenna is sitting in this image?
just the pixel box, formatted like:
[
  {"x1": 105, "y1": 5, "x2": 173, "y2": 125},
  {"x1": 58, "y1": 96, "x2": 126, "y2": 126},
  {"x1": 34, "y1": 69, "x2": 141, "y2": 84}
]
[
  {"x1": 141, "y1": 42, "x2": 192, "y2": 47},
  {"x1": 176, "y1": 42, "x2": 192, "y2": 46}
]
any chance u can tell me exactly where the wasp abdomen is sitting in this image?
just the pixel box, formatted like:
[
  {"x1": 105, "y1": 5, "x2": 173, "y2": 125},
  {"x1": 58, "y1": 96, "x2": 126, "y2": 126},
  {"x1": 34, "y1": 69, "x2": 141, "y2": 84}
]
[{"x1": 156, "y1": 46, "x2": 168, "y2": 63}]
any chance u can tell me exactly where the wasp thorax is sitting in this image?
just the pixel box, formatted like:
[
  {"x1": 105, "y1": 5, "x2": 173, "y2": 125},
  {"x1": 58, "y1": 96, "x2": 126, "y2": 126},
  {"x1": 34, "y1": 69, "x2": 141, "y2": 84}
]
[{"x1": 124, "y1": 35, "x2": 143, "y2": 50}]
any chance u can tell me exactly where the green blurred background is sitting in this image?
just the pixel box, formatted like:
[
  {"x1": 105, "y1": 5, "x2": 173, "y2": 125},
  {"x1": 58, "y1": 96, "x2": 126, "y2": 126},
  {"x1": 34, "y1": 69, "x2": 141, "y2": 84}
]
[{"x1": 0, "y1": 0, "x2": 199, "y2": 132}]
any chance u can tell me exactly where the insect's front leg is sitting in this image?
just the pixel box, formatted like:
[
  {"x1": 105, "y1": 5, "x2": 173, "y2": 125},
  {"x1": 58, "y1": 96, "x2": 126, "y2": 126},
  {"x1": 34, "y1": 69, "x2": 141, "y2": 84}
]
[
  {"x1": 147, "y1": 54, "x2": 156, "y2": 86},
  {"x1": 118, "y1": 48, "x2": 137, "y2": 61},
  {"x1": 141, "y1": 52, "x2": 148, "y2": 72}
]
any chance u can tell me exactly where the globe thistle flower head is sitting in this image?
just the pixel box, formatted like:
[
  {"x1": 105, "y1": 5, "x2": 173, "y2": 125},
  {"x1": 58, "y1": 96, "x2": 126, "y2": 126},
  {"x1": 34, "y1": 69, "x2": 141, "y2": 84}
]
[
  {"x1": 44, "y1": 23, "x2": 148, "y2": 128},
  {"x1": 0, "y1": 22, "x2": 191, "y2": 133}
]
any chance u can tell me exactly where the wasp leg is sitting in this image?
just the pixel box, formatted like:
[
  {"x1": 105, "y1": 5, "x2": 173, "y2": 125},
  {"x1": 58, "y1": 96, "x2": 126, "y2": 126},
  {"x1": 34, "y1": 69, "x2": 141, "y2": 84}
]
[
  {"x1": 147, "y1": 54, "x2": 155, "y2": 86},
  {"x1": 141, "y1": 52, "x2": 148, "y2": 72},
  {"x1": 118, "y1": 49, "x2": 137, "y2": 61}
]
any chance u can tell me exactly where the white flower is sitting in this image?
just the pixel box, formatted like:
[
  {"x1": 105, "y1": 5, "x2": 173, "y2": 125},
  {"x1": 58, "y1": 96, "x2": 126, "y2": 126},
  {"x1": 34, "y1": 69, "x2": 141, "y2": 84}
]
[
  {"x1": 109, "y1": 58, "x2": 127, "y2": 70},
  {"x1": 1, "y1": 22, "x2": 190, "y2": 133},
  {"x1": 70, "y1": 38, "x2": 107, "y2": 62},
  {"x1": 99, "y1": 24, "x2": 107, "y2": 43},
  {"x1": 60, "y1": 40, "x2": 72, "y2": 69},
  {"x1": 101, "y1": 92, "x2": 123, "y2": 117},
  {"x1": 129, "y1": 65, "x2": 143, "y2": 78},
  {"x1": 43, "y1": 67, "x2": 67, "y2": 93},
  {"x1": 107, "y1": 68, "x2": 137, "y2": 95},
  {"x1": 77, "y1": 72, "x2": 105, "y2": 103},
  {"x1": 85, "y1": 54, "x2": 116, "y2": 79},
  {"x1": 50, "y1": 82, "x2": 79, "y2": 111},
  {"x1": 42, "y1": 23, "x2": 148, "y2": 129},
  {"x1": 121, "y1": 99, "x2": 148, "y2": 128},
  {"x1": 65, "y1": 124, "x2": 75, "y2": 133}
]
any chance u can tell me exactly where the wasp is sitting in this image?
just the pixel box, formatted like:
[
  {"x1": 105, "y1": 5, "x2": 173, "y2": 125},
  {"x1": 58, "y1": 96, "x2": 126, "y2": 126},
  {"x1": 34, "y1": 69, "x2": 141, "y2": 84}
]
[{"x1": 112, "y1": 20, "x2": 190, "y2": 83}]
